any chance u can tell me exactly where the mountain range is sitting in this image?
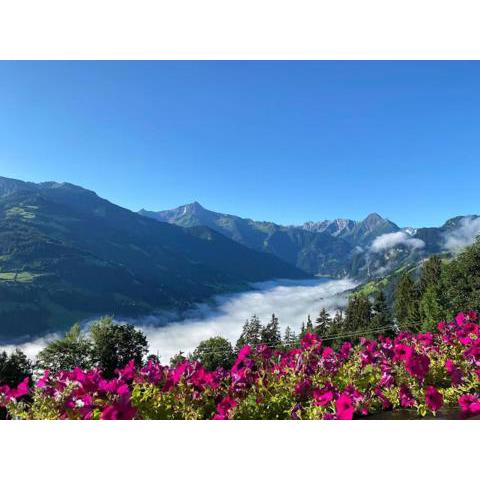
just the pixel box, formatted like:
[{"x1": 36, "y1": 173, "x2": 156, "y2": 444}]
[
  {"x1": 1, "y1": 175, "x2": 478, "y2": 340},
  {"x1": 0, "y1": 177, "x2": 306, "y2": 339},
  {"x1": 141, "y1": 203, "x2": 480, "y2": 280}
]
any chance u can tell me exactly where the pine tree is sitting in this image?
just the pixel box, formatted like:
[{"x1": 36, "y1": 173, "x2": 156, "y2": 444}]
[
  {"x1": 324, "y1": 309, "x2": 344, "y2": 347},
  {"x1": 235, "y1": 315, "x2": 262, "y2": 351},
  {"x1": 283, "y1": 326, "x2": 298, "y2": 348},
  {"x1": 235, "y1": 318, "x2": 250, "y2": 352},
  {"x1": 249, "y1": 314, "x2": 262, "y2": 344},
  {"x1": 300, "y1": 322, "x2": 306, "y2": 338},
  {"x1": 332, "y1": 309, "x2": 343, "y2": 327},
  {"x1": 371, "y1": 290, "x2": 395, "y2": 337},
  {"x1": 306, "y1": 315, "x2": 314, "y2": 333},
  {"x1": 261, "y1": 313, "x2": 282, "y2": 347},
  {"x1": 418, "y1": 256, "x2": 446, "y2": 331},
  {"x1": 315, "y1": 308, "x2": 331, "y2": 338},
  {"x1": 394, "y1": 272, "x2": 420, "y2": 332},
  {"x1": 420, "y1": 285, "x2": 443, "y2": 332},
  {"x1": 419, "y1": 256, "x2": 443, "y2": 293},
  {"x1": 344, "y1": 294, "x2": 372, "y2": 336}
]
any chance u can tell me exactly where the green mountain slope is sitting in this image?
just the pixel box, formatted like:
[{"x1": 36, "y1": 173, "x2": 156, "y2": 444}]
[
  {"x1": 0, "y1": 177, "x2": 308, "y2": 339},
  {"x1": 140, "y1": 203, "x2": 354, "y2": 276}
]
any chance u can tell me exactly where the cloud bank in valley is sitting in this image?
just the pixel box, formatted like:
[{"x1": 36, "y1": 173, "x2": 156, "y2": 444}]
[
  {"x1": 0, "y1": 334, "x2": 59, "y2": 358},
  {"x1": 141, "y1": 278, "x2": 355, "y2": 361},
  {"x1": 370, "y1": 231, "x2": 425, "y2": 253},
  {"x1": 443, "y1": 216, "x2": 480, "y2": 252},
  {"x1": 0, "y1": 278, "x2": 356, "y2": 363}
]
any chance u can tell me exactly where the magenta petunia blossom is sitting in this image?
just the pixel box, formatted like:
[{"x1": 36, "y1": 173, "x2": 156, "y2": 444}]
[
  {"x1": 458, "y1": 394, "x2": 480, "y2": 415},
  {"x1": 335, "y1": 393, "x2": 354, "y2": 420},
  {"x1": 455, "y1": 312, "x2": 466, "y2": 326},
  {"x1": 444, "y1": 359, "x2": 463, "y2": 386},
  {"x1": 405, "y1": 353, "x2": 430, "y2": 381},
  {"x1": 294, "y1": 379, "x2": 312, "y2": 400},
  {"x1": 301, "y1": 332, "x2": 321, "y2": 350},
  {"x1": 213, "y1": 395, "x2": 237, "y2": 419},
  {"x1": 424, "y1": 386, "x2": 443, "y2": 412},
  {"x1": 399, "y1": 384, "x2": 415, "y2": 408},
  {"x1": 393, "y1": 344, "x2": 413, "y2": 362},
  {"x1": 313, "y1": 385, "x2": 335, "y2": 406},
  {"x1": 467, "y1": 310, "x2": 478, "y2": 321}
]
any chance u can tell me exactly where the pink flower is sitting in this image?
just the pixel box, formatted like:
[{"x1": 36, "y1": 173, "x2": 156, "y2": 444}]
[
  {"x1": 393, "y1": 344, "x2": 413, "y2": 362},
  {"x1": 380, "y1": 371, "x2": 394, "y2": 388},
  {"x1": 213, "y1": 396, "x2": 237, "y2": 420},
  {"x1": 467, "y1": 311, "x2": 478, "y2": 322},
  {"x1": 374, "y1": 387, "x2": 391, "y2": 410},
  {"x1": 335, "y1": 393, "x2": 354, "y2": 420},
  {"x1": 425, "y1": 386, "x2": 443, "y2": 412},
  {"x1": 399, "y1": 384, "x2": 415, "y2": 408},
  {"x1": 256, "y1": 344, "x2": 273, "y2": 360},
  {"x1": 301, "y1": 332, "x2": 321, "y2": 350},
  {"x1": 417, "y1": 332, "x2": 433, "y2": 347},
  {"x1": 339, "y1": 342, "x2": 352, "y2": 359},
  {"x1": 294, "y1": 379, "x2": 312, "y2": 400},
  {"x1": 444, "y1": 359, "x2": 463, "y2": 386},
  {"x1": 313, "y1": 385, "x2": 335, "y2": 406},
  {"x1": 172, "y1": 361, "x2": 189, "y2": 384},
  {"x1": 116, "y1": 360, "x2": 136, "y2": 381},
  {"x1": 458, "y1": 394, "x2": 480, "y2": 415},
  {"x1": 455, "y1": 312, "x2": 466, "y2": 326},
  {"x1": 322, "y1": 347, "x2": 334, "y2": 359},
  {"x1": 405, "y1": 353, "x2": 430, "y2": 381},
  {"x1": 12, "y1": 377, "x2": 30, "y2": 399},
  {"x1": 237, "y1": 345, "x2": 251, "y2": 361},
  {"x1": 36, "y1": 370, "x2": 50, "y2": 389},
  {"x1": 463, "y1": 342, "x2": 480, "y2": 361},
  {"x1": 100, "y1": 395, "x2": 136, "y2": 420}
]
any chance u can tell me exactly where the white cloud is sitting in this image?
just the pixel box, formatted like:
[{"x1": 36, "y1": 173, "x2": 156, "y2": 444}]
[
  {"x1": 140, "y1": 278, "x2": 355, "y2": 361},
  {"x1": 443, "y1": 216, "x2": 480, "y2": 252},
  {"x1": 370, "y1": 232, "x2": 425, "y2": 253},
  {"x1": 0, "y1": 278, "x2": 356, "y2": 363},
  {"x1": 0, "y1": 334, "x2": 59, "y2": 359}
]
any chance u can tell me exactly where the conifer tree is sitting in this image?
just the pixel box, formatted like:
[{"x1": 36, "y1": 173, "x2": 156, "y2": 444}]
[
  {"x1": 420, "y1": 285, "x2": 443, "y2": 332},
  {"x1": 300, "y1": 321, "x2": 306, "y2": 338},
  {"x1": 418, "y1": 256, "x2": 446, "y2": 331},
  {"x1": 419, "y1": 256, "x2": 443, "y2": 293},
  {"x1": 371, "y1": 290, "x2": 395, "y2": 337},
  {"x1": 261, "y1": 313, "x2": 282, "y2": 347},
  {"x1": 344, "y1": 294, "x2": 372, "y2": 336},
  {"x1": 235, "y1": 315, "x2": 262, "y2": 351},
  {"x1": 306, "y1": 315, "x2": 314, "y2": 333},
  {"x1": 283, "y1": 326, "x2": 298, "y2": 348},
  {"x1": 394, "y1": 272, "x2": 420, "y2": 332},
  {"x1": 315, "y1": 308, "x2": 331, "y2": 338},
  {"x1": 324, "y1": 309, "x2": 344, "y2": 347}
]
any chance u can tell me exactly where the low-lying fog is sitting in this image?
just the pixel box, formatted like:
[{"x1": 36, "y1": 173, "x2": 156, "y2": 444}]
[{"x1": 0, "y1": 278, "x2": 356, "y2": 363}]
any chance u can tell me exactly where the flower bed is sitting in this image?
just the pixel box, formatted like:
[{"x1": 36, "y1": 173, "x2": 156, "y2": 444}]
[{"x1": 1, "y1": 312, "x2": 479, "y2": 420}]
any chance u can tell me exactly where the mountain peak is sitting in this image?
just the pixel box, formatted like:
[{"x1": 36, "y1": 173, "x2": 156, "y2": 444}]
[
  {"x1": 181, "y1": 201, "x2": 207, "y2": 214},
  {"x1": 363, "y1": 212, "x2": 384, "y2": 222}
]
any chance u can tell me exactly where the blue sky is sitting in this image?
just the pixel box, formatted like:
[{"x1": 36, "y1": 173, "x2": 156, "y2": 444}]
[{"x1": 0, "y1": 61, "x2": 479, "y2": 227}]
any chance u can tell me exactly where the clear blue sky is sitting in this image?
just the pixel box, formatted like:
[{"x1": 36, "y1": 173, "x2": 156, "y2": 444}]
[{"x1": 0, "y1": 61, "x2": 479, "y2": 227}]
